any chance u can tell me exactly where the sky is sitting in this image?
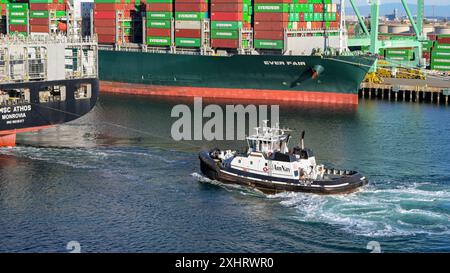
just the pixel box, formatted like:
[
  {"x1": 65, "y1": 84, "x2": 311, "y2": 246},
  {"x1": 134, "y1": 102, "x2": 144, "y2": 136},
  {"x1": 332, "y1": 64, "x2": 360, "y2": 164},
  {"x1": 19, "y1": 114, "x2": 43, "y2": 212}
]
[{"x1": 350, "y1": 0, "x2": 448, "y2": 5}]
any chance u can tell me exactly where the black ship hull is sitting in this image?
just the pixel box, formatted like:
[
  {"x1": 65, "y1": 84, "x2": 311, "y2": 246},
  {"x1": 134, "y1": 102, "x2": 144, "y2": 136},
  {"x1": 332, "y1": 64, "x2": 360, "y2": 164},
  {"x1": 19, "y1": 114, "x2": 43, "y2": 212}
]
[
  {"x1": 0, "y1": 78, "x2": 99, "y2": 146},
  {"x1": 199, "y1": 151, "x2": 368, "y2": 195}
]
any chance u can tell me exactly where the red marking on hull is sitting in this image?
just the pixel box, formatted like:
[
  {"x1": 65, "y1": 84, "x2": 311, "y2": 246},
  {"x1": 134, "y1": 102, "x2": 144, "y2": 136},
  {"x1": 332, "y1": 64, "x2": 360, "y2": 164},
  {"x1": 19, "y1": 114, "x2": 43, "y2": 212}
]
[
  {"x1": 0, "y1": 134, "x2": 16, "y2": 147},
  {"x1": 100, "y1": 81, "x2": 359, "y2": 105},
  {"x1": 0, "y1": 125, "x2": 52, "y2": 147}
]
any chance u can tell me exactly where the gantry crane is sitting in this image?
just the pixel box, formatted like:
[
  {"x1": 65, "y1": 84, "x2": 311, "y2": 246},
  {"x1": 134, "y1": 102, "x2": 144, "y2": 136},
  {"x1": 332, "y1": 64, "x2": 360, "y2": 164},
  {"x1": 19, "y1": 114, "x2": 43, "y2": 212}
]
[{"x1": 348, "y1": 0, "x2": 425, "y2": 71}]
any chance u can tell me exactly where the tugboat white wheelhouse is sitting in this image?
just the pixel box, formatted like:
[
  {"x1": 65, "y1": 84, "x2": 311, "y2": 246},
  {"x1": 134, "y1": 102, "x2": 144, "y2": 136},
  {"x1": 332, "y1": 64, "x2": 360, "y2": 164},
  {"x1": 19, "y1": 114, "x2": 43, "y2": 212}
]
[{"x1": 199, "y1": 121, "x2": 368, "y2": 194}]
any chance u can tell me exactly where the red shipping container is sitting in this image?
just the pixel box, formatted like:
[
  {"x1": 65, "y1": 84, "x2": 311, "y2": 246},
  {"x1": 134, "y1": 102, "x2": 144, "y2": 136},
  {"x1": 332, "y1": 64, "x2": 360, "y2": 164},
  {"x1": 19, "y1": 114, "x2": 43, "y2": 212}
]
[
  {"x1": 146, "y1": 28, "x2": 171, "y2": 37},
  {"x1": 9, "y1": 25, "x2": 27, "y2": 32},
  {"x1": 313, "y1": 4, "x2": 324, "y2": 13},
  {"x1": 211, "y1": 12, "x2": 243, "y2": 21},
  {"x1": 30, "y1": 18, "x2": 50, "y2": 25},
  {"x1": 29, "y1": 4, "x2": 67, "y2": 10},
  {"x1": 254, "y1": 21, "x2": 287, "y2": 31},
  {"x1": 94, "y1": 19, "x2": 116, "y2": 27},
  {"x1": 211, "y1": 38, "x2": 239, "y2": 48},
  {"x1": 30, "y1": 25, "x2": 49, "y2": 33},
  {"x1": 254, "y1": 12, "x2": 289, "y2": 22},
  {"x1": 145, "y1": 3, "x2": 172, "y2": 12},
  {"x1": 211, "y1": 3, "x2": 243, "y2": 12},
  {"x1": 437, "y1": 37, "x2": 450, "y2": 44},
  {"x1": 254, "y1": 0, "x2": 293, "y2": 2},
  {"x1": 428, "y1": 34, "x2": 437, "y2": 41},
  {"x1": 175, "y1": 3, "x2": 208, "y2": 12},
  {"x1": 1, "y1": 4, "x2": 6, "y2": 16},
  {"x1": 94, "y1": 10, "x2": 131, "y2": 19},
  {"x1": 95, "y1": 26, "x2": 116, "y2": 35},
  {"x1": 175, "y1": 28, "x2": 201, "y2": 38},
  {"x1": 95, "y1": 3, "x2": 136, "y2": 11},
  {"x1": 254, "y1": 30, "x2": 284, "y2": 40},
  {"x1": 97, "y1": 34, "x2": 116, "y2": 44},
  {"x1": 312, "y1": 22, "x2": 324, "y2": 28}
]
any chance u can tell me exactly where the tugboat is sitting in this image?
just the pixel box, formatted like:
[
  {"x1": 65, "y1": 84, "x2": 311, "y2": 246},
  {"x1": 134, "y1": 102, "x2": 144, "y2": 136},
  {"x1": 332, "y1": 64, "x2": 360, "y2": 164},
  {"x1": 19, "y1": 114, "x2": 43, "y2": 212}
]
[{"x1": 199, "y1": 121, "x2": 368, "y2": 194}]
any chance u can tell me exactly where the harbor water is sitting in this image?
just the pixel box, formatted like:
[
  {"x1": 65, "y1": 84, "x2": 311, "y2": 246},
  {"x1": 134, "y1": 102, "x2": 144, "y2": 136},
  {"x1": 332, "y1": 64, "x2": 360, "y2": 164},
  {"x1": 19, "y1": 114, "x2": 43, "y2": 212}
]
[{"x1": 1, "y1": 94, "x2": 450, "y2": 252}]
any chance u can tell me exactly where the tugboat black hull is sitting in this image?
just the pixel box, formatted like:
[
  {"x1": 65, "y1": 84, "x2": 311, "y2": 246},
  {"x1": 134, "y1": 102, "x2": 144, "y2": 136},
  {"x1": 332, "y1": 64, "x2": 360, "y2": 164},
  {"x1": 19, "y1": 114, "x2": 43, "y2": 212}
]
[{"x1": 199, "y1": 151, "x2": 368, "y2": 195}]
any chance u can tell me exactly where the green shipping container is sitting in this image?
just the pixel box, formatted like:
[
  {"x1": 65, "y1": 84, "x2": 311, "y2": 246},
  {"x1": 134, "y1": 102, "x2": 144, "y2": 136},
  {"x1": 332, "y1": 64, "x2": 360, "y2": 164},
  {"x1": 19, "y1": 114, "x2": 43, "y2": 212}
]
[
  {"x1": 147, "y1": 12, "x2": 172, "y2": 20},
  {"x1": 254, "y1": 39, "x2": 283, "y2": 50},
  {"x1": 431, "y1": 64, "x2": 450, "y2": 71},
  {"x1": 175, "y1": 12, "x2": 207, "y2": 21},
  {"x1": 432, "y1": 51, "x2": 450, "y2": 58},
  {"x1": 56, "y1": 11, "x2": 66, "y2": 18},
  {"x1": 254, "y1": 4, "x2": 289, "y2": 13},
  {"x1": 211, "y1": 29, "x2": 238, "y2": 39},
  {"x1": 7, "y1": 3, "x2": 28, "y2": 12},
  {"x1": 435, "y1": 44, "x2": 450, "y2": 50},
  {"x1": 30, "y1": 10, "x2": 49, "y2": 18},
  {"x1": 175, "y1": 37, "x2": 201, "y2": 47},
  {"x1": 29, "y1": 0, "x2": 55, "y2": 3},
  {"x1": 146, "y1": 36, "x2": 171, "y2": 46},
  {"x1": 9, "y1": 18, "x2": 27, "y2": 25},
  {"x1": 147, "y1": 20, "x2": 171, "y2": 28},
  {"x1": 211, "y1": 21, "x2": 242, "y2": 30},
  {"x1": 9, "y1": 11, "x2": 26, "y2": 17}
]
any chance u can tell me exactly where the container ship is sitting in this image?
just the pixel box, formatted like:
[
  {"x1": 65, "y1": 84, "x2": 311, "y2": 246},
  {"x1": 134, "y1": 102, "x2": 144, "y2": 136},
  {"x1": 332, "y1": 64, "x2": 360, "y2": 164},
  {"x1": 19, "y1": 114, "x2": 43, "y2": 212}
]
[
  {"x1": 93, "y1": 0, "x2": 376, "y2": 104},
  {"x1": 2, "y1": 0, "x2": 377, "y2": 104},
  {"x1": 0, "y1": 33, "x2": 98, "y2": 147}
]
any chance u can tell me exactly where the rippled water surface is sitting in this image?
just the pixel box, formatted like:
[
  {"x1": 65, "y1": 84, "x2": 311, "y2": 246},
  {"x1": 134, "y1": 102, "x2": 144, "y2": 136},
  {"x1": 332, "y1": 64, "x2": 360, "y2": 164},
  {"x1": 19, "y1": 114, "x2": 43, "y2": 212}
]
[{"x1": 1, "y1": 94, "x2": 450, "y2": 252}]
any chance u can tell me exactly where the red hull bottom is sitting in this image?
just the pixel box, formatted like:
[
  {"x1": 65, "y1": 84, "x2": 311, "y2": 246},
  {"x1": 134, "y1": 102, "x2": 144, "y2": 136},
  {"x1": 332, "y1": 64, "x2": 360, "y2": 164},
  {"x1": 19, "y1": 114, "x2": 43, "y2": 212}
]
[
  {"x1": 0, "y1": 125, "x2": 52, "y2": 147},
  {"x1": 100, "y1": 81, "x2": 359, "y2": 105}
]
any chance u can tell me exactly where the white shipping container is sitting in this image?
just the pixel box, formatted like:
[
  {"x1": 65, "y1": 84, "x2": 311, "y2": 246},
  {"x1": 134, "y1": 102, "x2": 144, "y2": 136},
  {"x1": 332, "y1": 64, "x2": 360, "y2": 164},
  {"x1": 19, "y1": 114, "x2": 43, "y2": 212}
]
[{"x1": 175, "y1": 20, "x2": 201, "y2": 30}]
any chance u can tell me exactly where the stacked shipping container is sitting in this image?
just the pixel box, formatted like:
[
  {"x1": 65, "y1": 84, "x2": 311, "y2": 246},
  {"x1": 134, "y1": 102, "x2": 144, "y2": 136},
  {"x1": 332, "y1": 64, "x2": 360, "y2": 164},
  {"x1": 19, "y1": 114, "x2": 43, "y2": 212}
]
[
  {"x1": 210, "y1": 0, "x2": 252, "y2": 49},
  {"x1": 0, "y1": 0, "x2": 6, "y2": 34},
  {"x1": 145, "y1": 0, "x2": 173, "y2": 47},
  {"x1": 431, "y1": 35, "x2": 450, "y2": 71},
  {"x1": 8, "y1": 1, "x2": 29, "y2": 36},
  {"x1": 174, "y1": 0, "x2": 208, "y2": 48},
  {"x1": 253, "y1": 0, "x2": 340, "y2": 50},
  {"x1": 29, "y1": 0, "x2": 67, "y2": 34},
  {"x1": 94, "y1": 0, "x2": 141, "y2": 44}
]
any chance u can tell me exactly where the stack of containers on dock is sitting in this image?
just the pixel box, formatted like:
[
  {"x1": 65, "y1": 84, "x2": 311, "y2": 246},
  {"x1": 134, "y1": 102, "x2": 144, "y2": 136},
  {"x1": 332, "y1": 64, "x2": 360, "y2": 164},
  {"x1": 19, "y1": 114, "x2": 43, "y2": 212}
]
[
  {"x1": 145, "y1": 0, "x2": 173, "y2": 47},
  {"x1": 421, "y1": 40, "x2": 433, "y2": 65},
  {"x1": 29, "y1": 0, "x2": 67, "y2": 34},
  {"x1": 384, "y1": 48, "x2": 414, "y2": 62},
  {"x1": 174, "y1": 0, "x2": 208, "y2": 48},
  {"x1": 253, "y1": 0, "x2": 340, "y2": 50},
  {"x1": 94, "y1": 0, "x2": 140, "y2": 44},
  {"x1": 7, "y1": 1, "x2": 29, "y2": 36},
  {"x1": 431, "y1": 35, "x2": 450, "y2": 71},
  {"x1": 210, "y1": 0, "x2": 252, "y2": 49}
]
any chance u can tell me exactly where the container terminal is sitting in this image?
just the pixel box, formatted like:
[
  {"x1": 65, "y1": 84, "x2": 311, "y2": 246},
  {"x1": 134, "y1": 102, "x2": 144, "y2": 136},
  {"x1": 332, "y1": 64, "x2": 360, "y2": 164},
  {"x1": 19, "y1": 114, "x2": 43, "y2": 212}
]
[{"x1": 0, "y1": 3, "x2": 99, "y2": 147}]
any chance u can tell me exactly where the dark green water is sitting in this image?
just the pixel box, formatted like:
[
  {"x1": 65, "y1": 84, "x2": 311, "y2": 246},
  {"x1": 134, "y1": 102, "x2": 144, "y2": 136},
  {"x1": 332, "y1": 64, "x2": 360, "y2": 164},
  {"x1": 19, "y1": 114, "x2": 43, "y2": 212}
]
[{"x1": 1, "y1": 94, "x2": 450, "y2": 252}]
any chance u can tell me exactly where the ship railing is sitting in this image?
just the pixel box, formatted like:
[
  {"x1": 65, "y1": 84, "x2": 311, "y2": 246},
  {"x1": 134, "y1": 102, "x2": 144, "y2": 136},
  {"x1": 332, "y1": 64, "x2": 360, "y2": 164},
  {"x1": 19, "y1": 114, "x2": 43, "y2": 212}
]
[
  {"x1": 0, "y1": 98, "x2": 29, "y2": 107},
  {"x1": 0, "y1": 34, "x2": 97, "y2": 47}
]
